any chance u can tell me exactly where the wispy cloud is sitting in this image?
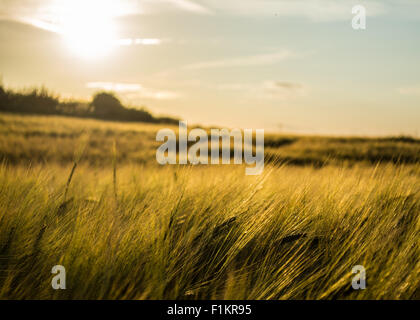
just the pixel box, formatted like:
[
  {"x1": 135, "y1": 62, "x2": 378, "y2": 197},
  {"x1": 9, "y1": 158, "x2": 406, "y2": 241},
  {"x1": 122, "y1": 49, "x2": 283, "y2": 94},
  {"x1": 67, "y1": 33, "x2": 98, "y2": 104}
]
[
  {"x1": 264, "y1": 81, "x2": 303, "y2": 91},
  {"x1": 198, "y1": 0, "x2": 387, "y2": 20},
  {"x1": 398, "y1": 85, "x2": 420, "y2": 96},
  {"x1": 4, "y1": 0, "x2": 420, "y2": 21},
  {"x1": 125, "y1": 90, "x2": 180, "y2": 101},
  {"x1": 0, "y1": 0, "x2": 211, "y2": 20},
  {"x1": 262, "y1": 81, "x2": 306, "y2": 99},
  {"x1": 0, "y1": 0, "x2": 142, "y2": 19},
  {"x1": 185, "y1": 50, "x2": 295, "y2": 69},
  {"x1": 0, "y1": 1, "x2": 162, "y2": 44},
  {"x1": 132, "y1": 0, "x2": 212, "y2": 15},
  {"x1": 12, "y1": 16, "x2": 63, "y2": 33},
  {"x1": 86, "y1": 82, "x2": 142, "y2": 92},
  {"x1": 217, "y1": 80, "x2": 306, "y2": 100},
  {"x1": 86, "y1": 82, "x2": 180, "y2": 100},
  {"x1": 114, "y1": 38, "x2": 162, "y2": 46},
  {"x1": 4, "y1": 17, "x2": 163, "y2": 47},
  {"x1": 164, "y1": 0, "x2": 211, "y2": 14}
]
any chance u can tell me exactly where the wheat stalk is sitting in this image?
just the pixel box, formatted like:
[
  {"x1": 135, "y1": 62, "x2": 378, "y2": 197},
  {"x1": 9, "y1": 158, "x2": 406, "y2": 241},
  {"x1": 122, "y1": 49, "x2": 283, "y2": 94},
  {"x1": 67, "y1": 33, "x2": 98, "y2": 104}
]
[{"x1": 112, "y1": 139, "x2": 118, "y2": 205}]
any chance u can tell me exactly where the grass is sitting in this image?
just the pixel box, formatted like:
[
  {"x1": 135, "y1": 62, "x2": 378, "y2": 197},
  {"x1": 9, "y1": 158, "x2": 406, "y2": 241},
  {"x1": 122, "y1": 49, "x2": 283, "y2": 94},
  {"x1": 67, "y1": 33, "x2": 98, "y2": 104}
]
[
  {"x1": 0, "y1": 113, "x2": 419, "y2": 299},
  {"x1": 1, "y1": 113, "x2": 419, "y2": 167}
]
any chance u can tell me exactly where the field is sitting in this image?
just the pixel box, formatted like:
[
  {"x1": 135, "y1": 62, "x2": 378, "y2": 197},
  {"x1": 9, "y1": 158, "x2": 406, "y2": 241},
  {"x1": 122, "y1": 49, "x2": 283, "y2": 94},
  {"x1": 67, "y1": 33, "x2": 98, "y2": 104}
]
[{"x1": 0, "y1": 113, "x2": 419, "y2": 299}]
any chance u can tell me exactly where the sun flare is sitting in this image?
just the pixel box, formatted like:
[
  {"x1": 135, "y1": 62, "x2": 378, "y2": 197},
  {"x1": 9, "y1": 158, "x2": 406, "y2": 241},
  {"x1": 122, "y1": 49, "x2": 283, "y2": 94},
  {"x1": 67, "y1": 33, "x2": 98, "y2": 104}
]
[
  {"x1": 55, "y1": 0, "x2": 119, "y2": 59},
  {"x1": 62, "y1": 17, "x2": 116, "y2": 59}
]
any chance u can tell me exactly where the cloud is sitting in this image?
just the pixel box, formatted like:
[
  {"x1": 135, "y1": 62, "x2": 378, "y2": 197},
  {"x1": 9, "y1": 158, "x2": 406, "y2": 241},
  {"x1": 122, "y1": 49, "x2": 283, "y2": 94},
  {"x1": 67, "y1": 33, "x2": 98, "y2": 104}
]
[
  {"x1": 263, "y1": 81, "x2": 303, "y2": 91},
  {"x1": 398, "y1": 85, "x2": 420, "y2": 96},
  {"x1": 185, "y1": 50, "x2": 295, "y2": 69},
  {"x1": 0, "y1": 0, "x2": 142, "y2": 19},
  {"x1": 262, "y1": 81, "x2": 306, "y2": 99},
  {"x1": 86, "y1": 82, "x2": 142, "y2": 92},
  {"x1": 125, "y1": 90, "x2": 180, "y2": 100},
  {"x1": 198, "y1": 0, "x2": 387, "y2": 20},
  {"x1": 86, "y1": 82, "x2": 179, "y2": 100},
  {"x1": 132, "y1": 0, "x2": 212, "y2": 14},
  {"x1": 12, "y1": 16, "x2": 63, "y2": 34},
  {"x1": 217, "y1": 80, "x2": 306, "y2": 100},
  {"x1": 3, "y1": 17, "x2": 163, "y2": 48},
  {"x1": 164, "y1": 0, "x2": 211, "y2": 14},
  {"x1": 114, "y1": 38, "x2": 162, "y2": 46},
  {"x1": 4, "y1": 0, "x2": 413, "y2": 25},
  {"x1": 0, "y1": 0, "x2": 211, "y2": 21},
  {"x1": 4, "y1": 0, "x2": 420, "y2": 21}
]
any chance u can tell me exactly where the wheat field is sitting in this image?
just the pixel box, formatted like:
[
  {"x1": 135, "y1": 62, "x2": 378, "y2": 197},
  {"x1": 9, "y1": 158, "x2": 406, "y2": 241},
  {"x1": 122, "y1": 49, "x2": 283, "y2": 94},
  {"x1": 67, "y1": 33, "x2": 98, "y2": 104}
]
[{"x1": 0, "y1": 113, "x2": 419, "y2": 299}]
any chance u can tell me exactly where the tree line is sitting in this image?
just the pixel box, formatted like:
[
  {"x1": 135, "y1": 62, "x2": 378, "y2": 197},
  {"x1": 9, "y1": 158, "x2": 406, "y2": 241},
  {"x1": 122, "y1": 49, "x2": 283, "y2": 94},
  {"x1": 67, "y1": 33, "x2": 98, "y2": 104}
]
[{"x1": 0, "y1": 85, "x2": 179, "y2": 125}]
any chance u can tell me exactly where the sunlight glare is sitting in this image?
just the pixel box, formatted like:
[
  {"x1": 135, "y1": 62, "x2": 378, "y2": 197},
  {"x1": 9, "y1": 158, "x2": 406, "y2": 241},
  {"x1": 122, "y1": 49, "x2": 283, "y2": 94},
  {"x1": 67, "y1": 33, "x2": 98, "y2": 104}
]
[{"x1": 56, "y1": 0, "x2": 119, "y2": 59}]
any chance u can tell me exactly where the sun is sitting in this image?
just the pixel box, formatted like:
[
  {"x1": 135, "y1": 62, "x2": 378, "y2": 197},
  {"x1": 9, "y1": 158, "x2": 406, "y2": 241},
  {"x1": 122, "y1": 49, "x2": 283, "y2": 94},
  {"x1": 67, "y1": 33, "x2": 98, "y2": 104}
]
[
  {"x1": 62, "y1": 17, "x2": 116, "y2": 59},
  {"x1": 56, "y1": 1, "x2": 119, "y2": 59}
]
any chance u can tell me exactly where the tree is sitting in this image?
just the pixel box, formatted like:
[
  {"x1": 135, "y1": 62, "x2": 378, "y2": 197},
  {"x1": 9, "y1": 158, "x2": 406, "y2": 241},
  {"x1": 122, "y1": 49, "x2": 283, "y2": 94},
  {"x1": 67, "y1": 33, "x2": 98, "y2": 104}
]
[
  {"x1": 0, "y1": 85, "x2": 8, "y2": 110},
  {"x1": 91, "y1": 92, "x2": 125, "y2": 118}
]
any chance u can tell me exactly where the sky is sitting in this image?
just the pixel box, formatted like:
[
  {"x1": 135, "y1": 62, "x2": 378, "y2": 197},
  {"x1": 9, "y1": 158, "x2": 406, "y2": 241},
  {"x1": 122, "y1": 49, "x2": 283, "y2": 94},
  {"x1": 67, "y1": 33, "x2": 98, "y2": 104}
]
[{"x1": 0, "y1": 0, "x2": 419, "y2": 136}]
